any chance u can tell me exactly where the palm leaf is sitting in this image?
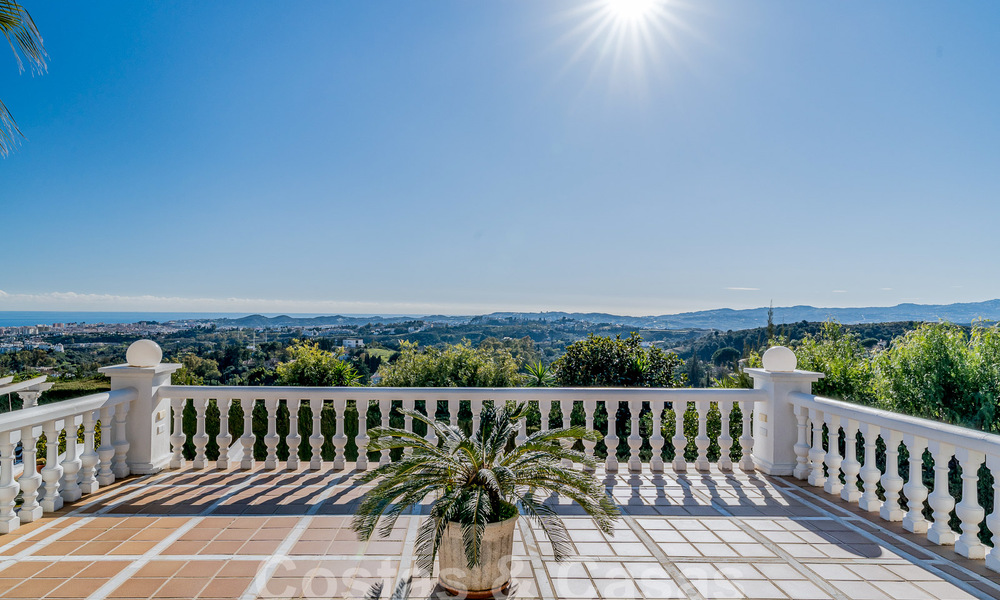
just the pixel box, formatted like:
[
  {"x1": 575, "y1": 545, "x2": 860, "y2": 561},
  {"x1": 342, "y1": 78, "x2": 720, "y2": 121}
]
[{"x1": 0, "y1": 0, "x2": 46, "y2": 157}]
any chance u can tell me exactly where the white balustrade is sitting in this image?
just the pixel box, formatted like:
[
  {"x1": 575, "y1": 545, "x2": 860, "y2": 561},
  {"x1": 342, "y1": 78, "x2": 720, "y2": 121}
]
[
  {"x1": 192, "y1": 398, "x2": 209, "y2": 469},
  {"x1": 287, "y1": 398, "x2": 302, "y2": 469},
  {"x1": 628, "y1": 399, "x2": 643, "y2": 472},
  {"x1": 111, "y1": 402, "x2": 130, "y2": 479},
  {"x1": 859, "y1": 423, "x2": 882, "y2": 512},
  {"x1": 19, "y1": 425, "x2": 42, "y2": 522},
  {"x1": 717, "y1": 400, "x2": 733, "y2": 472},
  {"x1": 694, "y1": 400, "x2": 710, "y2": 472},
  {"x1": 560, "y1": 399, "x2": 574, "y2": 468},
  {"x1": 239, "y1": 397, "x2": 256, "y2": 470},
  {"x1": 309, "y1": 399, "x2": 324, "y2": 469},
  {"x1": 901, "y1": 433, "x2": 929, "y2": 533},
  {"x1": 954, "y1": 448, "x2": 986, "y2": 559},
  {"x1": 96, "y1": 406, "x2": 116, "y2": 486},
  {"x1": 0, "y1": 432, "x2": 17, "y2": 533},
  {"x1": 170, "y1": 397, "x2": 186, "y2": 469},
  {"x1": 79, "y1": 410, "x2": 99, "y2": 494},
  {"x1": 789, "y1": 391, "x2": 1000, "y2": 573},
  {"x1": 378, "y1": 398, "x2": 391, "y2": 466},
  {"x1": 356, "y1": 399, "x2": 370, "y2": 470},
  {"x1": 333, "y1": 398, "x2": 347, "y2": 469},
  {"x1": 60, "y1": 419, "x2": 82, "y2": 503},
  {"x1": 581, "y1": 399, "x2": 596, "y2": 470},
  {"x1": 672, "y1": 400, "x2": 686, "y2": 473},
  {"x1": 738, "y1": 399, "x2": 754, "y2": 472},
  {"x1": 264, "y1": 398, "x2": 280, "y2": 469},
  {"x1": 40, "y1": 420, "x2": 64, "y2": 512},
  {"x1": 217, "y1": 398, "x2": 232, "y2": 469},
  {"x1": 604, "y1": 400, "x2": 619, "y2": 473},
  {"x1": 649, "y1": 399, "x2": 665, "y2": 473},
  {"x1": 840, "y1": 418, "x2": 861, "y2": 503},
  {"x1": 823, "y1": 414, "x2": 843, "y2": 496}
]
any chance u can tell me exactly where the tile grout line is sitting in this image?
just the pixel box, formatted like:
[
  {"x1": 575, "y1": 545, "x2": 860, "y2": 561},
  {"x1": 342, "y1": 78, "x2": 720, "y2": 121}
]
[
  {"x1": 621, "y1": 512, "x2": 708, "y2": 600},
  {"x1": 772, "y1": 482, "x2": 1000, "y2": 600},
  {"x1": 84, "y1": 468, "x2": 274, "y2": 600},
  {"x1": 238, "y1": 471, "x2": 348, "y2": 600}
]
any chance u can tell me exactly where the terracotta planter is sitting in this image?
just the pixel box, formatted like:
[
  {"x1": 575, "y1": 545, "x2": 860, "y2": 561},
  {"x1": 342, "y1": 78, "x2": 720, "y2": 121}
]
[{"x1": 438, "y1": 514, "x2": 518, "y2": 598}]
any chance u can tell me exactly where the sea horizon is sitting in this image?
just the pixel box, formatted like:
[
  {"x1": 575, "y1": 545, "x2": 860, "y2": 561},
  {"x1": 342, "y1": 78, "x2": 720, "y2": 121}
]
[{"x1": 0, "y1": 311, "x2": 425, "y2": 328}]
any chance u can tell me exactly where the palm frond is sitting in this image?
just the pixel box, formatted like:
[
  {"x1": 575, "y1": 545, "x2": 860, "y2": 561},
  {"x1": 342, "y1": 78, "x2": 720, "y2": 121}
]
[{"x1": 0, "y1": 0, "x2": 46, "y2": 157}]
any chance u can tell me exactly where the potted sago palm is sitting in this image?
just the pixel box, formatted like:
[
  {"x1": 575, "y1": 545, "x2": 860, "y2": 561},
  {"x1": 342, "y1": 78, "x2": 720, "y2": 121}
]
[{"x1": 352, "y1": 402, "x2": 618, "y2": 599}]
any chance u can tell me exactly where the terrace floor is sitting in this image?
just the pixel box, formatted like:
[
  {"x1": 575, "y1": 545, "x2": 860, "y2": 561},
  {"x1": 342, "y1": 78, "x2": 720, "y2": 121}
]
[{"x1": 0, "y1": 464, "x2": 997, "y2": 600}]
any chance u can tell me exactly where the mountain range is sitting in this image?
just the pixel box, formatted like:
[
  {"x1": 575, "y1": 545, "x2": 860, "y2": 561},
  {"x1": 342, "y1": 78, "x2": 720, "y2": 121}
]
[{"x1": 210, "y1": 299, "x2": 1000, "y2": 331}]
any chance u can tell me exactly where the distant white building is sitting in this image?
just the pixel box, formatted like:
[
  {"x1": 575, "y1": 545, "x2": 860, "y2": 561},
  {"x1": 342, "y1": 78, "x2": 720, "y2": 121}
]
[{"x1": 343, "y1": 339, "x2": 365, "y2": 349}]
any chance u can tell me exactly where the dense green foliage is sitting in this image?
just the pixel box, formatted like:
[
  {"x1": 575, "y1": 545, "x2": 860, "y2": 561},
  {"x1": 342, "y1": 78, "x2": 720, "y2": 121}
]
[
  {"x1": 376, "y1": 341, "x2": 521, "y2": 387},
  {"x1": 554, "y1": 333, "x2": 685, "y2": 388},
  {"x1": 353, "y1": 403, "x2": 618, "y2": 570},
  {"x1": 276, "y1": 340, "x2": 360, "y2": 387}
]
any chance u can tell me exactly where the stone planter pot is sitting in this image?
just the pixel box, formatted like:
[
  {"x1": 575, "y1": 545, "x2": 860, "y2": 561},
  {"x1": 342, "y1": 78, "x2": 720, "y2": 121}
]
[{"x1": 438, "y1": 514, "x2": 518, "y2": 598}]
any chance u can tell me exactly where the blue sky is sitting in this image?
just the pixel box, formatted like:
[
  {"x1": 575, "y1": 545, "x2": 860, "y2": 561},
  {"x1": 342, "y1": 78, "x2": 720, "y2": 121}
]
[{"x1": 1, "y1": 1, "x2": 998, "y2": 316}]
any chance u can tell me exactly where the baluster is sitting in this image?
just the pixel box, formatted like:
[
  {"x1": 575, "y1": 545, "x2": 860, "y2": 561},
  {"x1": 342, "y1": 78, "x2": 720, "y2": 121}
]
[
  {"x1": 216, "y1": 398, "x2": 232, "y2": 469},
  {"x1": 309, "y1": 399, "x2": 324, "y2": 469},
  {"x1": 538, "y1": 399, "x2": 551, "y2": 433},
  {"x1": 717, "y1": 400, "x2": 733, "y2": 472},
  {"x1": 694, "y1": 400, "x2": 710, "y2": 472},
  {"x1": 823, "y1": 414, "x2": 843, "y2": 496},
  {"x1": 111, "y1": 403, "x2": 130, "y2": 479},
  {"x1": 605, "y1": 400, "x2": 619, "y2": 473},
  {"x1": 581, "y1": 399, "x2": 596, "y2": 470},
  {"x1": 40, "y1": 420, "x2": 64, "y2": 512},
  {"x1": 60, "y1": 417, "x2": 82, "y2": 502},
  {"x1": 192, "y1": 398, "x2": 210, "y2": 469},
  {"x1": 793, "y1": 405, "x2": 810, "y2": 480},
  {"x1": 902, "y1": 434, "x2": 929, "y2": 533},
  {"x1": 18, "y1": 425, "x2": 42, "y2": 522},
  {"x1": 879, "y1": 429, "x2": 904, "y2": 521},
  {"x1": 423, "y1": 400, "x2": 439, "y2": 447},
  {"x1": 332, "y1": 398, "x2": 347, "y2": 470},
  {"x1": 807, "y1": 408, "x2": 826, "y2": 487},
  {"x1": 96, "y1": 407, "x2": 116, "y2": 486},
  {"x1": 739, "y1": 400, "x2": 754, "y2": 472},
  {"x1": 169, "y1": 397, "x2": 186, "y2": 469},
  {"x1": 0, "y1": 431, "x2": 18, "y2": 533},
  {"x1": 672, "y1": 400, "x2": 687, "y2": 472},
  {"x1": 403, "y1": 398, "x2": 415, "y2": 457},
  {"x1": 263, "y1": 398, "x2": 279, "y2": 469},
  {"x1": 985, "y1": 453, "x2": 1000, "y2": 572},
  {"x1": 355, "y1": 399, "x2": 370, "y2": 470},
  {"x1": 287, "y1": 398, "x2": 301, "y2": 470},
  {"x1": 560, "y1": 399, "x2": 574, "y2": 468},
  {"x1": 859, "y1": 423, "x2": 882, "y2": 511},
  {"x1": 627, "y1": 399, "x2": 642, "y2": 472},
  {"x1": 240, "y1": 398, "x2": 256, "y2": 470},
  {"x1": 471, "y1": 398, "x2": 483, "y2": 434},
  {"x1": 840, "y1": 419, "x2": 861, "y2": 503},
  {"x1": 79, "y1": 410, "x2": 99, "y2": 494},
  {"x1": 515, "y1": 403, "x2": 528, "y2": 448},
  {"x1": 448, "y1": 399, "x2": 460, "y2": 428},
  {"x1": 954, "y1": 448, "x2": 986, "y2": 558},
  {"x1": 379, "y1": 398, "x2": 391, "y2": 466},
  {"x1": 927, "y1": 440, "x2": 957, "y2": 545},
  {"x1": 649, "y1": 399, "x2": 665, "y2": 473}
]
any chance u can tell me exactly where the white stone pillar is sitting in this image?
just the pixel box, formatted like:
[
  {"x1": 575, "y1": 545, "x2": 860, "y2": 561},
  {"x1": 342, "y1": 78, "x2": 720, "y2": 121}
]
[
  {"x1": 746, "y1": 347, "x2": 824, "y2": 476},
  {"x1": 98, "y1": 340, "x2": 181, "y2": 475}
]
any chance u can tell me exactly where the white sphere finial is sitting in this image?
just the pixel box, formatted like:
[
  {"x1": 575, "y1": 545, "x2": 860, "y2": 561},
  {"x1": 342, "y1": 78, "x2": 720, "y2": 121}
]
[
  {"x1": 762, "y1": 346, "x2": 796, "y2": 372},
  {"x1": 127, "y1": 340, "x2": 162, "y2": 367}
]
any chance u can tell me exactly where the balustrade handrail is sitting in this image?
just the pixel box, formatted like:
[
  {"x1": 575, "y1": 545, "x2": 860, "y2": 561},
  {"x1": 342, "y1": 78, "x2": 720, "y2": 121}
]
[
  {"x1": 0, "y1": 388, "x2": 136, "y2": 435},
  {"x1": 789, "y1": 391, "x2": 1000, "y2": 455},
  {"x1": 158, "y1": 385, "x2": 768, "y2": 404}
]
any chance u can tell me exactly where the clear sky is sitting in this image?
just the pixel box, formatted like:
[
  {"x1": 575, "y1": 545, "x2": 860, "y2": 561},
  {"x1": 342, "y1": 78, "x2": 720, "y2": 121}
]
[{"x1": 1, "y1": 1, "x2": 998, "y2": 316}]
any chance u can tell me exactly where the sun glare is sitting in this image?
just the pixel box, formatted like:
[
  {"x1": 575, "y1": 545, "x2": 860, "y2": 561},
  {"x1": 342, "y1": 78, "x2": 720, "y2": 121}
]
[{"x1": 605, "y1": 0, "x2": 659, "y2": 23}]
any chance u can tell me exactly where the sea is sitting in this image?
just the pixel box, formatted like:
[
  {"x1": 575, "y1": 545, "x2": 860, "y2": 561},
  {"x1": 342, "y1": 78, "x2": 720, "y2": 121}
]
[{"x1": 0, "y1": 312, "x2": 385, "y2": 328}]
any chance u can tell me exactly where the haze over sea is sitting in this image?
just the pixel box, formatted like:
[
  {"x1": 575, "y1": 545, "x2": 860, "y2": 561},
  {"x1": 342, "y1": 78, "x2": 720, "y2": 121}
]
[{"x1": 0, "y1": 312, "x2": 416, "y2": 328}]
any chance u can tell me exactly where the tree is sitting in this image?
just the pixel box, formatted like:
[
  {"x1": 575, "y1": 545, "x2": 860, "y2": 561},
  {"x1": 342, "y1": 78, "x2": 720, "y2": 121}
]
[
  {"x1": 711, "y1": 347, "x2": 741, "y2": 366},
  {"x1": 276, "y1": 340, "x2": 360, "y2": 387},
  {"x1": 375, "y1": 341, "x2": 521, "y2": 387},
  {"x1": 793, "y1": 321, "x2": 875, "y2": 405},
  {"x1": 553, "y1": 333, "x2": 685, "y2": 388},
  {"x1": 1, "y1": 0, "x2": 46, "y2": 157}
]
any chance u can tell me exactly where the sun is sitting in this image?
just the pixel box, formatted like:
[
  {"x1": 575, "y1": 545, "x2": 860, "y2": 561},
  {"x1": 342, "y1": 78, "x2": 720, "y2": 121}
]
[{"x1": 604, "y1": 0, "x2": 661, "y2": 24}]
